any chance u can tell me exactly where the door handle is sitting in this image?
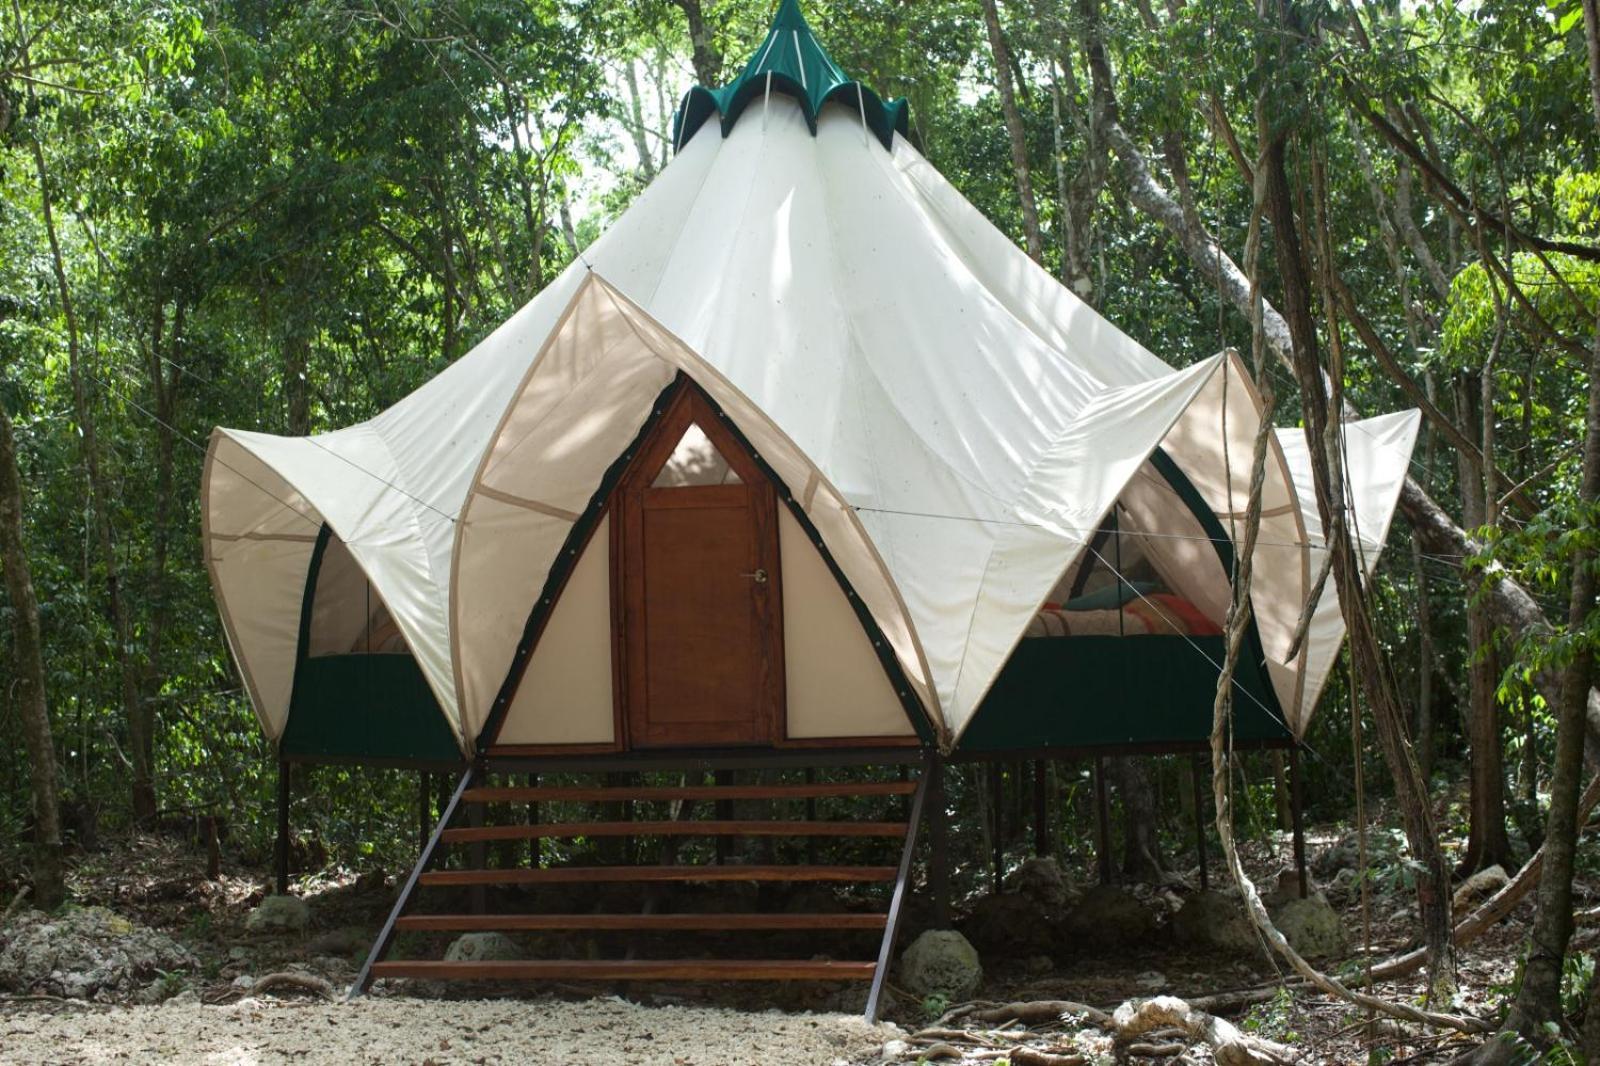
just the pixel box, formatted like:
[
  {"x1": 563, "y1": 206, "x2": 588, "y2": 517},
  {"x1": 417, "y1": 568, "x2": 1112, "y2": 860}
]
[{"x1": 740, "y1": 568, "x2": 769, "y2": 585}]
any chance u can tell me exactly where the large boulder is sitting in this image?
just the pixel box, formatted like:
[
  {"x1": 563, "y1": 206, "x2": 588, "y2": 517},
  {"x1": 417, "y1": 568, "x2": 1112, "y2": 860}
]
[
  {"x1": 1002, "y1": 857, "x2": 1073, "y2": 910},
  {"x1": 1171, "y1": 890, "x2": 1259, "y2": 955},
  {"x1": 1061, "y1": 885, "x2": 1158, "y2": 949},
  {"x1": 962, "y1": 892, "x2": 1063, "y2": 957},
  {"x1": 898, "y1": 930, "x2": 982, "y2": 1001},
  {"x1": 1453, "y1": 865, "x2": 1510, "y2": 912},
  {"x1": 1271, "y1": 895, "x2": 1346, "y2": 959},
  {"x1": 444, "y1": 932, "x2": 520, "y2": 963},
  {"x1": 245, "y1": 894, "x2": 310, "y2": 934},
  {"x1": 0, "y1": 907, "x2": 195, "y2": 1000}
]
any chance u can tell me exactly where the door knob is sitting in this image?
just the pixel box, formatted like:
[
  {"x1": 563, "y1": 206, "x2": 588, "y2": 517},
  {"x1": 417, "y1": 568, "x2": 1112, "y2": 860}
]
[{"x1": 740, "y1": 568, "x2": 769, "y2": 584}]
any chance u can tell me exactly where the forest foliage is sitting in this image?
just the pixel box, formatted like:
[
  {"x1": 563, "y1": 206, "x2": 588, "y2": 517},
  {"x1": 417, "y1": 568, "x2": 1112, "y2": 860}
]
[{"x1": 2, "y1": 0, "x2": 1599, "y2": 1022}]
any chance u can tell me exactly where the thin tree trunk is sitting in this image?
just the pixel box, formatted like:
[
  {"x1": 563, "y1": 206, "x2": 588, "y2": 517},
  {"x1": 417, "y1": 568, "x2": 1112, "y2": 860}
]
[
  {"x1": 23, "y1": 79, "x2": 155, "y2": 823},
  {"x1": 1264, "y1": 129, "x2": 1456, "y2": 991},
  {"x1": 1504, "y1": 17, "x2": 1600, "y2": 1035},
  {"x1": 1412, "y1": 531, "x2": 1436, "y2": 780},
  {"x1": 623, "y1": 59, "x2": 658, "y2": 181},
  {"x1": 0, "y1": 392, "x2": 64, "y2": 910},
  {"x1": 980, "y1": 0, "x2": 1044, "y2": 263},
  {"x1": 1114, "y1": 756, "x2": 1167, "y2": 882}
]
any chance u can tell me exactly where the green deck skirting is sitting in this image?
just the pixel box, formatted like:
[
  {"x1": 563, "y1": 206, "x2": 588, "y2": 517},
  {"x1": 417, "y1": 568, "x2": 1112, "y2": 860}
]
[
  {"x1": 282, "y1": 654, "x2": 460, "y2": 762},
  {"x1": 958, "y1": 635, "x2": 1289, "y2": 752}
]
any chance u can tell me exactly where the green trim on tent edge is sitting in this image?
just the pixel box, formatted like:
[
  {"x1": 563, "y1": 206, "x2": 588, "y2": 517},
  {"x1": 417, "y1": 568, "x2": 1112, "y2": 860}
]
[{"x1": 672, "y1": 0, "x2": 909, "y2": 152}]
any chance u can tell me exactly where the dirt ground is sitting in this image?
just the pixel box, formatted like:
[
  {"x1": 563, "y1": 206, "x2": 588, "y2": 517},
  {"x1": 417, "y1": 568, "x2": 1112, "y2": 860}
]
[
  {"x1": 0, "y1": 996, "x2": 894, "y2": 1065},
  {"x1": 2, "y1": 814, "x2": 1594, "y2": 1065}
]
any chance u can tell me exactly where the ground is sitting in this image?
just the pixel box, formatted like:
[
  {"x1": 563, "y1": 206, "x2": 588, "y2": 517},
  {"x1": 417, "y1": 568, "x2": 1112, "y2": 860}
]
[{"x1": 1, "y1": 806, "x2": 1594, "y2": 1065}]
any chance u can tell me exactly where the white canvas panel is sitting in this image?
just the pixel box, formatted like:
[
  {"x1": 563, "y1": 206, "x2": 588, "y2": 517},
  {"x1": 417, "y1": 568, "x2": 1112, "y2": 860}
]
[
  {"x1": 497, "y1": 515, "x2": 616, "y2": 746},
  {"x1": 202, "y1": 432, "x2": 327, "y2": 739},
  {"x1": 779, "y1": 510, "x2": 913, "y2": 738},
  {"x1": 1276, "y1": 410, "x2": 1421, "y2": 732}
]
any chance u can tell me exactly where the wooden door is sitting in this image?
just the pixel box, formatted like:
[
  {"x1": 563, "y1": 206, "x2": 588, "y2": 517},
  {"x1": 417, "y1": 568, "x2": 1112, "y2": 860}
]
[{"x1": 615, "y1": 384, "x2": 784, "y2": 748}]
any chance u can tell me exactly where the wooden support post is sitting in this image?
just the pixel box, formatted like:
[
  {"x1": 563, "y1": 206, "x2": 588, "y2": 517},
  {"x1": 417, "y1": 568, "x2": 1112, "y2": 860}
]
[
  {"x1": 804, "y1": 767, "x2": 818, "y2": 866},
  {"x1": 988, "y1": 762, "x2": 1003, "y2": 892},
  {"x1": 1192, "y1": 755, "x2": 1208, "y2": 891},
  {"x1": 468, "y1": 791, "x2": 487, "y2": 915},
  {"x1": 1290, "y1": 745, "x2": 1308, "y2": 898},
  {"x1": 1032, "y1": 759, "x2": 1048, "y2": 856},
  {"x1": 864, "y1": 756, "x2": 931, "y2": 1023},
  {"x1": 928, "y1": 755, "x2": 950, "y2": 929},
  {"x1": 418, "y1": 772, "x2": 430, "y2": 856},
  {"x1": 714, "y1": 769, "x2": 732, "y2": 864},
  {"x1": 1093, "y1": 756, "x2": 1112, "y2": 886},
  {"x1": 350, "y1": 767, "x2": 475, "y2": 998},
  {"x1": 528, "y1": 772, "x2": 540, "y2": 869},
  {"x1": 275, "y1": 758, "x2": 290, "y2": 895}
]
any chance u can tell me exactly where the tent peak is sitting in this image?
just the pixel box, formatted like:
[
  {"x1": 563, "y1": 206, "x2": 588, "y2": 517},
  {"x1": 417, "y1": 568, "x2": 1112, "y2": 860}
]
[{"x1": 671, "y1": 0, "x2": 909, "y2": 152}]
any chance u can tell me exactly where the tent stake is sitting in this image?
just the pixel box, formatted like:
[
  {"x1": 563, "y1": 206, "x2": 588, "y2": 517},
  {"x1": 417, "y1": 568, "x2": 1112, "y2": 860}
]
[
  {"x1": 864, "y1": 753, "x2": 931, "y2": 1023},
  {"x1": 928, "y1": 754, "x2": 950, "y2": 928},
  {"x1": 1192, "y1": 754, "x2": 1209, "y2": 891},
  {"x1": 349, "y1": 765, "x2": 475, "y2": 998},
  {"x1": 275, "y1": 758, "x2": 290, "y2": 895},
  {"x1": 1290, "y1": 745, "x2": 1308, "y2": 898},
  {"x1": 1094, "y1": 756, "x2": 1112, "y2": 886}
]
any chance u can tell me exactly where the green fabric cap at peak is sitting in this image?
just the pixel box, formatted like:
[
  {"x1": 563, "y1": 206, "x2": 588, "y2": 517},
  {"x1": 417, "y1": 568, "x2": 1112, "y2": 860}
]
[{"x1": 672, "y1": 0, "x2": 909, "y2": 151}]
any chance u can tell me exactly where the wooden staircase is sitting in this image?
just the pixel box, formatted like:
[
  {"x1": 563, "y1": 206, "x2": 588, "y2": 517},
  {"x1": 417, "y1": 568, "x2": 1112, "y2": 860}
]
[{"x1": 352, "y1": 756, "x2": 928, "y2": 1020}]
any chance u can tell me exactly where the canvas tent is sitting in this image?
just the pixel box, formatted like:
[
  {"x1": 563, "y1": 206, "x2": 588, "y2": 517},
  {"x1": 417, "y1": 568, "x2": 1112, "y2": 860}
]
[{"x1": 202, "y1": 0, "x2": 1420, "y2": 766}]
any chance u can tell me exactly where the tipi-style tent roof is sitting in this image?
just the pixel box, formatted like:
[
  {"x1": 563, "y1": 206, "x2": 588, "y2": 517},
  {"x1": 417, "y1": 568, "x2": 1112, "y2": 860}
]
[{"x1": 202, "y1": 1, "x2": 1418, "y2": 760}]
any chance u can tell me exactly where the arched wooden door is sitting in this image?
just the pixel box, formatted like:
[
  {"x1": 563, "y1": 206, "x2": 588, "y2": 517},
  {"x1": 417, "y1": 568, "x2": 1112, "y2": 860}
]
[{"x1": 612, "y1": 382, "x2": 785, "y2": 748}]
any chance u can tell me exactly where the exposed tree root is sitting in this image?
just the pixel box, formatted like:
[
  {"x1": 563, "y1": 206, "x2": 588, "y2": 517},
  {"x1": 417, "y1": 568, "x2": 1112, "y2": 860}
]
[
  {"x1": 1112, "y1": 996, "x2": 1294, "y2": 1065},
  {"x1": 203, "y1": 971, "x2": 334, "y2": 1004},
  {"x1": 1, "y1": 886, "x2": 31, "y2": 928}
]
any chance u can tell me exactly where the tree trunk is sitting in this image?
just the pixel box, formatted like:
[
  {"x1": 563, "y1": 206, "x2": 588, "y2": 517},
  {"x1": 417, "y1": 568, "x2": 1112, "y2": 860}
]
[
  {"x1": 1114, "y1": 756, "x2": 1167, "y2": 882},
  {"x1": 980, "y1": 0, "x2": 1044, "y2": 263},
  {"x1": 0, "y1": 394, "x2": 64, "y2": 910},
  {"x1": 24, "y1": 89, "x2": 155, "y2": 824},
  {"x1": 1411, "y1": 531, "x2": 1436, "y2": 780},
  {"x1": 1503, "y1": 313, "x2": 1600, "y2": 1045},
  {"x1": 1262, "y1": 128, "x2": 1456, "y2": 991},
  {"x1": 670, "y1": 0, "x2": 720, "y2": 88}
]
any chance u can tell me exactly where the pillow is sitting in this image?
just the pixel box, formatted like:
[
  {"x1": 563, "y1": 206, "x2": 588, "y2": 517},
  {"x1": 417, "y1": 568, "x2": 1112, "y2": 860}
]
[{"x1": 1063, "y1": 580, "x2": 1157, "y2": 612}]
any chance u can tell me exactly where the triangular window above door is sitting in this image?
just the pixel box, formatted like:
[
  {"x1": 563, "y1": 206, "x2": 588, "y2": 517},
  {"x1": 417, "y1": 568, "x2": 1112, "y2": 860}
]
[{"x1": 651, "y1": 422, "x2": 744, "y2": 487}]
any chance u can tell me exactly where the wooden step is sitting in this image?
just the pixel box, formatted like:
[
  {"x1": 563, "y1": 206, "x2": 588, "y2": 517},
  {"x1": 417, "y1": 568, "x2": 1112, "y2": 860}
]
[
  {"x1": 439, "y1": 819, "x2": 907, "y2": 844},
  {"x1": 370, "y1": 959, "x2": 877, "y2": 981},
  {"x1": 418, "y1": 864, "x2": 897, "y2": 887},
  {"x1": 395, "y1": 912, "x2": 888, "y2": 932},
  {"x1": 463, "y1": 781, "x2": 916, "y2": 804}
]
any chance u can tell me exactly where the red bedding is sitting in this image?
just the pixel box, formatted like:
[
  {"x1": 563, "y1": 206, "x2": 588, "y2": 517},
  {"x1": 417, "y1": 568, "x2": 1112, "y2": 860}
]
[{"x1": 1026, "y1": 593, "x2": 1222, "y2": 638}]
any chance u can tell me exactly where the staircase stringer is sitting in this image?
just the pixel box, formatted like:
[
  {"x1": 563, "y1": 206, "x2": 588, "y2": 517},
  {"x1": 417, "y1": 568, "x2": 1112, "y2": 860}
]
[{"x1": 349, "y1": 762, "x2": 477, "y2": 998}]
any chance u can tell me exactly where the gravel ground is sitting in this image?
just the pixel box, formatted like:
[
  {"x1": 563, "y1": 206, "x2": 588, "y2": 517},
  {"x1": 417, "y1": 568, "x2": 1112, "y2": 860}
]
[{"x1": 0, "y1": 996, "x2": 899, "y2": 1065}]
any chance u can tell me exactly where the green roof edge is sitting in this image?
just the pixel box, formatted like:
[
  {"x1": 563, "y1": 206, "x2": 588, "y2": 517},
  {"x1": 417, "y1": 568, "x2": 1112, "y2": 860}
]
[{"x1": 671, "y1": 0, "x2": 909, "y2": 152}]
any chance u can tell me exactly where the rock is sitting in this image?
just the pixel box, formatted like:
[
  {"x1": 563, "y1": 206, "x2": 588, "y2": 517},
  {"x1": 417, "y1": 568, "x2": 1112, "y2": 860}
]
[
  {"x1": 1324, "y1": 867, "x2": 1361, "y2": 907},
  {"x1": 1135, "y1": 970, "x2": 1167, "y2": 990},
  {"x1": 1271, "y1": 894, "x2": 1347, "y2": 959},
  {"x1": 1452, "y1": 865, "x2": 1510, "y2": 912},
  {"x1": 1171, "y1": 889, "x2": 1258, "y2": 954},
  {"x1": 1061, "y1": 885, "x2": 1158, "y2": 949},
  {"x1": 1261, "y1": 868, "x2": 1311, "y2": 909},
  {"x1": 1023, "y1": 954, "x2": 1054, "y2": 976},
  {"x1": 227, "y1": 946, "x2": 249, "y2": 961},
  {"x1": 879, "y1": 1038, "x2": 912, "y2": 1061},
  {"x1": 444, "y1": 932, "x2": 520, "y2": 963},
  {"x1": 897, "y1": 930, "x2": 982, "y2": 1001},
  {"x1": 1002, "y1": 857, "x2": 1073, "y2": 909},
  {"x1": 0, "y1": 907, "x2": 195, "y2": 1000},
  {"x1": 231, "y1": 974, "x2": 256, "y2": 991},
  {"x1": 245, "y1": 895, "x2": 310, "y2": 934},
  {"x1": 307, "y1": 927, "x2": 366, "y2": 956},
  {"x1": 1311, "y1": 833, "x2": 1361, "y2": 877},
  {"x1": 961, "y1": 892, "x2": 1062, "y2": 957}
]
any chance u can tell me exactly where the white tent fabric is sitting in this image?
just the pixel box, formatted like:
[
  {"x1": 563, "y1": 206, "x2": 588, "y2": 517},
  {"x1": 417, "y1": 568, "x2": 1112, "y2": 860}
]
[
  {"x1": 202, "y1": 94, "x2": 1417, "y2": 753},
  {"x1": 1275, "y1": 410, "x2": 1424, "y2": 730}
]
